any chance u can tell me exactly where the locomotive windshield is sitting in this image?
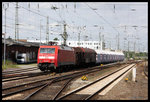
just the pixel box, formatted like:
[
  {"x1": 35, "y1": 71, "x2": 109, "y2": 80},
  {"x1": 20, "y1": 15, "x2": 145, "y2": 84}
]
[{"x1": 40, "y1": 48, "x2": 55, "y2": 54}]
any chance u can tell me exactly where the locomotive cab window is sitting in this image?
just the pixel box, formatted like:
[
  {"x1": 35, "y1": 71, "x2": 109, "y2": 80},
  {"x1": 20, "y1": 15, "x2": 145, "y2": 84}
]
[{"x1": 40, "y1": 48, "x2": 55, "y2": 54}]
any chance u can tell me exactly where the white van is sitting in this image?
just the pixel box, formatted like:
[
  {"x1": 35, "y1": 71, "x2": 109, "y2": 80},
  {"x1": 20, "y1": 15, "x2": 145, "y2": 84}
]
[{"x1": 16, "y1": 53, "x2": 30, "y2": 63}]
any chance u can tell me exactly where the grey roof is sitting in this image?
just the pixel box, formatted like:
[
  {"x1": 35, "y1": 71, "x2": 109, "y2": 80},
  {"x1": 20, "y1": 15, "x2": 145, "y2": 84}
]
[{"x1": 2, "y1": 38, "x2": 40, "y2": 47}]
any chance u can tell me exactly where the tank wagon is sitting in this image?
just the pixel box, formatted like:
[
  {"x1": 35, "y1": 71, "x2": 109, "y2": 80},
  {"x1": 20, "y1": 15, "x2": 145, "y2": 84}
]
[{"x1": 37, "y1": 45, "x2": 96, "y2": 71}]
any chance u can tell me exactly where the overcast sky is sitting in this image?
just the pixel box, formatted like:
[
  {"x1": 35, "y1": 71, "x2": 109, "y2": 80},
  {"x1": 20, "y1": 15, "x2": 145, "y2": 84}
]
[{"x1": 2, "y1": 2, "x2": 148, "y2": 52}]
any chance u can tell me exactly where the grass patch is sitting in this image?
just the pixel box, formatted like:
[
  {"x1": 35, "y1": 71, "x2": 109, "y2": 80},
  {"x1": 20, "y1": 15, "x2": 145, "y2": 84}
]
[
  {"x1": 2, "y1": 60, "x2": 19, "y2": 70},
  {"x1": 2, "y1": 60, "x2": 37, "y2": 71},
  {"x1": 19, "y1": 63, "x2": 37, "y2": 66}
]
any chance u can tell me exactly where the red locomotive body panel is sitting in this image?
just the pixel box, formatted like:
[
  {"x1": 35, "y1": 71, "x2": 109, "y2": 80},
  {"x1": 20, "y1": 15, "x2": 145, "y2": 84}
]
[
  {"x1": 37, "y1": 46, "x2": 58, "y2": 67},
  {"x1": 37, "y1": 45, "x2": 76, "y2": 71}
]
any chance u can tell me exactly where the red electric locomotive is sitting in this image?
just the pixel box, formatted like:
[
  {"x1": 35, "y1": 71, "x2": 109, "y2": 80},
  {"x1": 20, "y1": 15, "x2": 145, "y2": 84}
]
[{"x1": 37, "y1": 45, "x2": 76, "y2": 71}]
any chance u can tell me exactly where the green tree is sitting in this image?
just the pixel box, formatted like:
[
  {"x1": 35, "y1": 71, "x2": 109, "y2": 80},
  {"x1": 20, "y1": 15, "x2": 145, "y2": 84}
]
[{"x1": 53, "y1": 37, "x2": 59, "y2": 41}]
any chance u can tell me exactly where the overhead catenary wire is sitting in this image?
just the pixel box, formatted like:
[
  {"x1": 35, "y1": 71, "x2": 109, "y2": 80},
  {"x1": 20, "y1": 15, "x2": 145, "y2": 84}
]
[
  {"x1": 3, "y1": 3, "x2": 91, "y2": 41},
  {"x1": 50, "y1": 3, "x2": 92, "y2": 41},
  {"x1": 2, "y1": 3, "x2": 44, "y2": 40},
  {"x1": 85, "y1": 3, "x2": 121, "y2": 35},
  {"x1": 11, "y1": 2, "x2": 63, "y2": 24}
]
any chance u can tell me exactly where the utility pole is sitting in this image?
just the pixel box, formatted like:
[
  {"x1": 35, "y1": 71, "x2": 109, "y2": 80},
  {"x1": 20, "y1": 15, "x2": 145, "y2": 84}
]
[
  {"x1": 133, "y1": 25, "x2": 139, "y2": 53},
  {"x1": 128, "y1": 41, "x2": 130, "y2": 60},
  {"x1": 133, "y1": 41, "x2": 136, "y2": 59},
  {"x1": 15, "y1": 2, "x2": 19, "y2": 41},
  {"x1": 99, "y1": 26, "x2": 103, "y2": 50},
  {"x1": 117, "y1": 33, "x2": 120, "y2": 50},
  {"x1": 123, "y1": 37, "x2": 126, "y2": 51},
  {"x1": 60, "y1": 22, "x2": 68, "y2": 46},
  {"x1": 113, "y1": 4, "x2": 115, "y2": 13},
  {"x1": 46, "y1": 16, "x2": 49, "y2": 45},
  {"x1": 102, "y1": 35, "x2": 105, "y2": 50},
  {"x1": 63, "y1": 23, "x2": 68, "y2": 46},
  {"x1": 78, "y1": 27, "x2": 81, "y2": 47},
  {"x1": 3, "y1": 3, "x2": 9, "y2": 67},
  {"x1": 134, "y1": 41, "x2": 136, "y2": 52},
  {"x1": 99, "y1": 32, "x2": 101, "y2": 50},
  {"x1": 40, "y1": 19, "x2": 42, "y2": 46},
  {"x1": 100, "y1": 35, "x2": 103, "y2": 50}
]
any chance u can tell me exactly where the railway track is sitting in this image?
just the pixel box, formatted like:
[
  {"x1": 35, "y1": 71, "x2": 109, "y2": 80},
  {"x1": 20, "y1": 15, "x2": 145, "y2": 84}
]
[
  {"x1": 2, "y1": 67, "x2": 40, "y2": 79},
  {"x1": 2, "y1": 62, "x2": 135, "y2": 100},
  {"x1": 2, "y1": 60, "x2": 138, "y2": 81},
  {"x1": 2, "y1": 62, "x2": 122, "y2": 89},
  {"x1": 2, "y1": 67, "x2": 39, "y2": 75},
  {"x1": 2, "y1": 62, "x2": 121, "y2": 82},
  {"x1": 23, "y1": 63, "x2": 135, "y2": 100},
  {"x1": 2, "y1": 71, "x2": 52, "y2": 82},
  {"x1": 2, "y1": 61, "x2": 141, "y2": 100},
  {"x1": 2, "y1": 62, "x2": 124, "y2": 99},
  {"x1": 56, "y1": 64, "x2": 136, "y2": 100},
  {"x1": 23, "y1": 64, "x2": 131, "y2": 100}
]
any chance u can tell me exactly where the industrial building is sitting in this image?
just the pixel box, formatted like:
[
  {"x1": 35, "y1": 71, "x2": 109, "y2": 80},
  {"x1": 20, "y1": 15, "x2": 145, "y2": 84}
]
[
  {"x1": 2, "y1": 38, "x2": 40, "y2": 62},
  {"x1": 27, "y1": 40, "x2": 105, "y2": 51}
]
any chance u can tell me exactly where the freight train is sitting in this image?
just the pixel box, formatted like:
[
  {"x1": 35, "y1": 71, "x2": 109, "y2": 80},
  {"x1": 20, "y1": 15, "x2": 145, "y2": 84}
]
[{"x1": 37, "y1": 45, "x2": 124, "y2": 72}]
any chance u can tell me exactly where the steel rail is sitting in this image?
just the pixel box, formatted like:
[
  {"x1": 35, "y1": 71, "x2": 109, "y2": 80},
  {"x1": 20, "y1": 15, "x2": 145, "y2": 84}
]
[
  {"x1": 56, "y1": 64, "x2": 134, "y2": 100},
  {"x1": 23, "y1": 76, "x2": 78, "y2": 100},
  {"x1": 23, "y1": 81, "x2": 54, "y2": 100},
  {"x1": 3, "y1": 76, "x2": 32, "y2": 82},
  {"x1": 3, "y1": 62, "x2": 122, "y2": 91},
  {"x1": 3, "y1": 71, "x2": 43, "y2": 79},
  {"x1": 3, "y1": 77, "x2": 59, "y2": 98},
  {"x1": 84, "y1": 64, "x2": 136, "y2": 100},
  {"x1": 2, "y1": 83, "x2": 45, "y2": 98},
  {"x1": 2, "y1": 62, "x2": 119, "y2": 80},
  {"x1": 52, "y1": 78, "x2": 73, "y2": 100},
  {"x1": 3, "y1": 67, "x2": 38, "y2": 74},
  {"x1": 3, "y1": 74, "x2": 71, "y2": 98},
  {"x1": 2, "y1": 72, "x2": 49, "y2": 82},
  {"x1": 2, "y1": 67, "x2": 39, "y2": 75},
  {"x1": 2, "y1": 62, "x2": 130, "y2": 99},
  {"x1": 23, "y1": 63, "x2": 129, "y2": 100}
]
